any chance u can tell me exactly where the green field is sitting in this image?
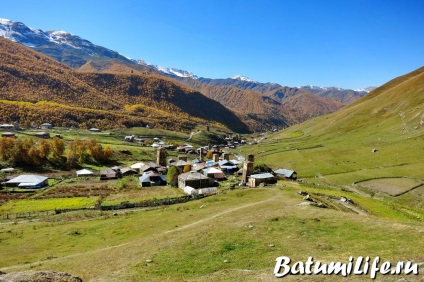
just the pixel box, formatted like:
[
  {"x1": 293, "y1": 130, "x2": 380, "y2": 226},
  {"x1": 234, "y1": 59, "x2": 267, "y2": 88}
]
[{"x1": 0, "y1": 185, "x2": 423, "y2": 281}]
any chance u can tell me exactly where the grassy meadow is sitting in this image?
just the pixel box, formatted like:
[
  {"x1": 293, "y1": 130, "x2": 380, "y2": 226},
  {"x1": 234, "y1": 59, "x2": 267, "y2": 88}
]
[{"x1": 0, "y1": 185, "x2": 423, "y2": 281}]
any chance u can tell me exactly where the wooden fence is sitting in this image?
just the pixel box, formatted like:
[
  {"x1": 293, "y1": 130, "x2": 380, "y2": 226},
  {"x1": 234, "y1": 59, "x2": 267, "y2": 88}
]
[
  {"x1": 100, "y1": 194, "x2": 204, "y2": 210},
  {"x1": 1, "y1": 193, "x2": 214, "y2": 220}
]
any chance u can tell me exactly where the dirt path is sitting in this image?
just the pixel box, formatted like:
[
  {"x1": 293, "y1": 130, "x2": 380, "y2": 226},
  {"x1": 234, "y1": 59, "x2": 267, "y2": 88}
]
[
  {"x1": 337, "y1": 200, "x2": 368, "y2": 215},
  {"x1": 343, "y1": 184, "x2": 372, "y2": 198},
  {"x1": 0, "y1": 198, "x2": 274, "y2": 272}
]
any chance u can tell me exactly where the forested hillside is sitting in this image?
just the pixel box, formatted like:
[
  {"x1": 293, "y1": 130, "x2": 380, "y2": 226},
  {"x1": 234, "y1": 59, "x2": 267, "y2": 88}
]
[{"x1": 0, "y1": 38, "x2": 249, "y2": 133}]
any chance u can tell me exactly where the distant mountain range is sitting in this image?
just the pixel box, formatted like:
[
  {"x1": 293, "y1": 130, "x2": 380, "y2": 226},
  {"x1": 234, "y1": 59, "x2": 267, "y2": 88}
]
[
  {"x1": 140, "y1": 60, "x2": 374, "y2": 104},
  {"x1": 0, "y1": 37, "x2": 250, "y2": 132},
  {"x1": 0, "y1": 18, "x2": 376, "y2": 131}
]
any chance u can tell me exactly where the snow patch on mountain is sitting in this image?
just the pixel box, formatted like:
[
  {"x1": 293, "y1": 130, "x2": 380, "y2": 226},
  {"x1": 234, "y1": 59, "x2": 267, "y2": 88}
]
[
  {"x1": 231, "y1": 75, "x2": 257, "y2": 82},
  {"x1": 0, "y1": 18, "x2": 12, "y2": 25},
  {"x1": 136, "y1": 60, "x2": 198, "y2": 79},
  {"x1": 355, "y1": 86, "x2": 376, "y2": 93}
]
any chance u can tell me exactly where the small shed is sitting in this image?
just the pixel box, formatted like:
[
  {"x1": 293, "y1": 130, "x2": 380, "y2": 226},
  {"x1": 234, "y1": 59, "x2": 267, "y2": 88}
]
[
  {"x1": 178, "y1": 171, "x2": 215, "y2": 189},
  {"x1": 35, "y1": 131, "x2": 50, "y2": 139},
  {"x1": 0, "y1": 124, "x2": 14, "y2": 130},
  {"x1": 125, "y1": 135, "x2": 135, "y2": 142},
  {"x1": 198, "y1": 187, "x2": 218, "y2": 196},
  {"x1": 1, "y1": 132, "x2": 16, "y2": 138},
  {"x1": 41, "y1": 123, "x2": 52, "y2": 129},
  {"x1": 5, "y1": 175, "x2": 49, "y2": 188},
  {"x1": 183, "y1": 186, "x2": 198, "y2": 195},
  {"x1": 0, "y1": 168, "x2": 14, "y2": 173},
  {"x1": 248, "y1": 172, "x2": 276, "y2": 187},
  {"x1": 76, "y1": 169, "x2": 94, "y2": 177},
  {"x1": 274, "y1": 169, "x2": 297, "y2": 180}
]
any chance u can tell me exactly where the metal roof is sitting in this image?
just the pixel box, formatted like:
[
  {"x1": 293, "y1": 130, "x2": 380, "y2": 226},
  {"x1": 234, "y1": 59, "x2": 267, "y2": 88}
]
[
  {"x1": 178, "y1": 171, "x2": 210, "y2": 181},
  {"x1": 274, "y1": 169, "x2": 296, "y2": 177},
  {"x1": 76, "y1": 169, "x2": 94, "y2": 175},
  {"x1": 250, "y1": 173, "x2": 275, "y2": 179},
  {"x1": 7, "y1": 175, "x2": 48, "y2": 184}
]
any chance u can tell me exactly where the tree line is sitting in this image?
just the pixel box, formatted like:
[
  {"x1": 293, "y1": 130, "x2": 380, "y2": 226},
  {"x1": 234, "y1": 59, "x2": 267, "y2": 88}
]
[{"x1": 0, "y1": 137, "x2": 112, "y2": 168}]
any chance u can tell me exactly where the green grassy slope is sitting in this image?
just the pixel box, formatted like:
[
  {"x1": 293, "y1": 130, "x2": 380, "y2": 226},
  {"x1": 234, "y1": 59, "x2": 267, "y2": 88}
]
[
  {"x1": 242, "y1": 67, "x2": 424, "y2": 186},
  {"x1": 0, "y1": 186, "x2": 423, "y2": 281}
]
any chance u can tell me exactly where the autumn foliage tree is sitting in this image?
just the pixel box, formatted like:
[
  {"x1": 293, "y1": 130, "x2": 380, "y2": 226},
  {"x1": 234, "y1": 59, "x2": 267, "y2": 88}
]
[
  {"x1": 51, "y1": 137, "x2": 65, "y2": 159},
  {"x1": 0, "y1": 136, "x2": 113, "y2": 168},
  {"x1": 38, "y1": 139, "x2": 51, "y2": 159}
]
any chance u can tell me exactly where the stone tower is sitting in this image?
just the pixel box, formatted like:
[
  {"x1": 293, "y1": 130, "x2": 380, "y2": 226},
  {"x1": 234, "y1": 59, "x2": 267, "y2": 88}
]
[
  {"x1": 157, "y1": 147, "x2": 166, "y2": 167},
  {"x1": 242, "y1": 154, "x2": 254, "y2": 184},
  {"x1": 199, "y1": 148, "x2": 203, "y2": 161},
  {"x1": 223, "y1": 153, "x2": 230, "y2": 161},
  {"x1": 213, "y1": 154, "x2": 220, "y2": 162}
]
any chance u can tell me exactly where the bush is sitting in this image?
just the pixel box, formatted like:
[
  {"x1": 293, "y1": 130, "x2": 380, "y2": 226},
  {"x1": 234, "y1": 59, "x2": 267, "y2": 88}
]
[
  {"x1": 167, "y1": 166, "x2": 181, "y2": 187},
  {"x1": 253, "y1": 162, "x2": 273, "y2": 173}
]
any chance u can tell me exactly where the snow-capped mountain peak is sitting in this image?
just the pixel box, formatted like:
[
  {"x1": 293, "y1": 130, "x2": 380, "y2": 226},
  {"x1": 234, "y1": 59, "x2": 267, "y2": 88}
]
[
  {"x1": 231, "y1": 75, "x2": 256, "y2": 82},
  {"x1": 354, "y1": 86, "x2": 376, "y2": 93},
  {"x1": 137, "y1": 61, "x2": 198, "y2": 79},
  {"x1": 0, "y1": 18, "x2": 12, "y2": 25}
]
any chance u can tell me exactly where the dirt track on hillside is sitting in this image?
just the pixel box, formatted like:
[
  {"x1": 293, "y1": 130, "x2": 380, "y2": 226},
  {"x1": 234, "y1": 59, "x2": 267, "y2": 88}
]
[{"x1": 0, "y1": 198, "x2": 274, "y2": 272}]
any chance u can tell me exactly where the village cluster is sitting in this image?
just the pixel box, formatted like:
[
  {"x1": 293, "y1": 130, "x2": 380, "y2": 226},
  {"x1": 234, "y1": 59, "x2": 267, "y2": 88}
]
[{"x1": 1, "y1": 139, "x2": 298, "y2": 197}]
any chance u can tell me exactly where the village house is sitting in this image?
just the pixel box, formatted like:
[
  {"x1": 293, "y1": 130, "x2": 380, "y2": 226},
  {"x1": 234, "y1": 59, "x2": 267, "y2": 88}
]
[
  {"x1": 130, "y1": 162, "x2": 145, "y2": 173},
  {"x1": 274, "y1": 168, "x2": 297, "y2": 180},
  {"x1": 100, "y1": 168, "x2": 121, "y2": 180},
  {"x1": 191, "y1": 163, "x2": 206, "y2": 172},
  {"x1": 120, "y1": 167, "x2": 138, "y2": 176},
  {"x1": 139, "y1": 171, "x2": 167, "y2": 187},
  {"x1": 218, "y1": 160, "x2": 238, "y2": 173},
  {"x1": 248, "y1": 172, "x2": 276, "y2": 187},
  {"x1": 172, "y1": 159, "x2": 189, "y2": 168},
  {"x1": 35, "y1": 131, "x2": 50, "y2": 139},
  {"x1": 4, "y1": 174, "x2": 49, "y2": 189},
  {"x1": 178, "y1": 171, "x2": 215, "y2": 189},
  {"x1": 203, "y1": 167, "x2": 226, "y2": 181}
]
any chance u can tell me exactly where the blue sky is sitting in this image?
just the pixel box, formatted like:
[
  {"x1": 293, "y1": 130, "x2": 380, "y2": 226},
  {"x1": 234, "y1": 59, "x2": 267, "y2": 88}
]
[{"x1": 2, "y1": 0, "x2": 424, "y2": 89}]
